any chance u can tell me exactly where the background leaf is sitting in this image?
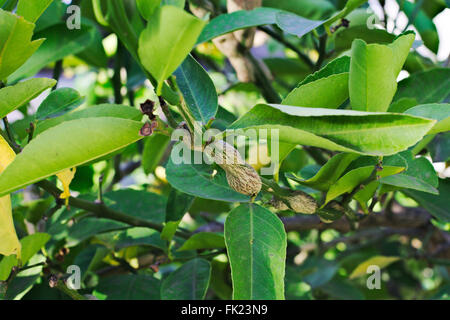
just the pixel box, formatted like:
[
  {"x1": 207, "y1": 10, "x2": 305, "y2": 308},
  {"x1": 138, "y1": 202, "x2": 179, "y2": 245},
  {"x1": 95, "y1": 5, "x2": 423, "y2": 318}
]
[
  {"x1": 17, "y1": 0, "x2": 54, "y2": 23},
  {"x1": 404, "y1": 104, "x2": 450, "y2": 135},
  {"x1": 394, "y1": 68, "x2": 450, "y2": 104},
  {"x1": 286, "y1": 153, "x2": 359, "y2": 191},
  {"x1": 178, "y1": 232, "x2": 225, "y2": 251},
  {"x1": 160, "y1": 258, "x2": 211, "y2": 300},
  {"x1": 8, "y1": 23, "x2": 96, "y2": 82},
  {"x1": 197, "y1": 7, "x2": 281, "y2": 44},
  {"x1": 96, "y1": 274, "x2": 161, "y2": 300},
  {"x1": 35, "y1": 87, "x2": 84, "y2": 120},
  {"x1": 403, "y1": 178, "x2": 450, "y2": 223},
  {"x1": 350, "y1": 256, "x2": 400, "y2": 279},
  {"x1": 275, "y1": 11, "x2": 325, "y2": 38}
]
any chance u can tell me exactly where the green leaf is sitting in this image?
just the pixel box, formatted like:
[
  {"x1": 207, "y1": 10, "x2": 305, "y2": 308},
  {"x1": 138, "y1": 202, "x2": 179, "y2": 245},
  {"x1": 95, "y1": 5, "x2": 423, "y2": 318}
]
[
  {"x1": 0, "y1": 117, "x2": 143, "y2": 197},
  {"x1": 0, "y1": 233, "x2": 50, "y2": 281},
  {"x1": 161, "y1": 0, "x2": 185, "y2": 7},
  {"x1": 0, "y1": 9, "x2": 44, "y2": 81},
  {"x1": 142, "y1": 133, "x2": 170, "y2": 175},
  {"x1": 227, "y1": 104, "x2": 436, "y2": 156},
  {"x1": 166, "y1": 147, "x2": 250, "y2": 202},
  {"x1": 197, "y1": 8, "x2": 282, "y2": 44},
  {"x1": 325, "y1": 163, "x2": 405, "y2": 204},
  {"x1": 178, "y1": 232, "x2": 225, "y2": 251},
  {"x1": 17, "y1": 0, "x2": 53, "y2": 23},
  {"x1": 136, "y1": 0, "x2": 161, "y2": 20},
  {"x1": 210, "y1": 256, "x2": 232, "y2": 300},
  {"x1": 20, "y1": 233, "x2": 51, "y2": 264},
  {"x1": 224, "y1": 203, "x2": 286, "y2": 300},
  {"x1": 283, "y1": 73, "x2": 349, "y2": 108},
  {"x1": 35, "y1": 87, "x2": 84, "y2": 120},
  {"x1": 174, "y1": 55, "x2": 218, "y2": 124},
  {"x1": 388, "y1": 97, "x2": 418, "y2": 113},
  {"x1": 104, "y1": 189, "x2": 167, "y2": 224},
  {"x1": 8, "y1": 22, "x2": 96, "y2": 82},
  {"x1": 429, "y1": 132, "x2": 450, "y2": 162},
  {"x1": 350, "y1": 256, "x2": 400, "y2": 279},
  {"x1": 403, "y1": 178, "x2": 450, "y2": 223},
  {"x1": 334, "y1": 26, "x2": 396, "y2": 52},
  {"x1": 67, "y1": 218, "x2": 128, "y2": 247},
  {"x1": 96, "y1": 274, "x2": 161, "y2": 300},
  {"x1": 275, "y1": 11, "x2": 325, "y2": 38},
  {"x1": 35, "y1": 104, "x2": 142, "y2": 135},
  {"x1": 324, "y1": 0, "x2": 368, "y2": 29},
  {"x1": 263, "y1": 0, "x2": 335, "y2": 20},
  {"x1": 401, "y1": 1, "x2": 439, "y2": 53},
  {"x1": 320, "y1": 278, "x2": 364, "y2": 300},
  {"x1": 286, "y1": 153, "x2": 359, "y2": 191},
  {"x1": 166, "y1": 189, "x2": 194, "y2": 222},
  {"x1": 138, "y1": 6, "x2": 206, "y2": 95},
  {"x1": 282, "y1": 56, "x2": 350, "y2": 109},
  {"x1": 75, "y1": 19, "x2": 108, "y2": 68},
  {"x1": 299, "y1": 56, "x2": 351, "y2": 86},
  {"x1": 3, "y1": 255, "x2": 44, "y2": 300},
  {"x1": 0, "y1": 255, "x2": 17, "y2": 281},
  {"x1": 394, "y1": 68, "x2": 450, "y2": 105},
  {"x1": 381, "y1": 153, "x2": 439, "y2": 194},
  {"x1": 0, "y1": 78, "x2": 56, "y2": 119},
  {"x1": 161, "y1": 189, "x2": 194, "y2": 241},
  {"x1": 295, "y1": 257, "x2": 338, "y2": 288},
  {"x1": 33, "y1": 0, "x2": 65, "y2": 32},
  {"x1": 404, "y1": 103, "x2": 450, "y2": 135},
  {"x1": 160, "y1": 258, "x2": 211, "y2": 300},
  {"x1": 349, "y1": 33, "x2": 415, "y2": 112},
  {"x1": 110, "y1": 227, "x2": 166, "y2": 251}
]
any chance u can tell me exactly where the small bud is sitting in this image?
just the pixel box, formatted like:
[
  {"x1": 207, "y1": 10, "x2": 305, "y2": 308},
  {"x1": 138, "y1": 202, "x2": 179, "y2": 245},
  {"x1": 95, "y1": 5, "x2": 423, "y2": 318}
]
[
  {"x1": 225, "y1": 163, "x2": 262, "y2": 197},
  {"x1": 140, "y1": 99, "x2": 155, "y2": 119},
  {"x1": 206, "y1": 140, "x2": 261, "y2": 197},
  {"x1": 140, "y1": 121, "x2": 157, "y2": 136},
  {"x1": 271, "y1": 189, "x2": 318, "y2": 214},
  {"x1": 49, "y1": 275, "x2": 58, "y2": 288},
  {"x1": 342, "y1": 18, "x2": 350, "y2": 28}
]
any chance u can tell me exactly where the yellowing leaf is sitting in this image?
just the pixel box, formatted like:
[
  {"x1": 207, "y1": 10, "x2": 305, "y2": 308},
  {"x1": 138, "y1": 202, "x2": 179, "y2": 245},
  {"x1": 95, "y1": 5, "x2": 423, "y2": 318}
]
[
  {"x1": 0, "y1": 135, "x2": 21, "y2": 258},
  {"x1": 56, "y1": 167, "x2": 76, "y2": 206},
  {"x1": 350, "y1": 256, "x2": 400, "y2": 279}
]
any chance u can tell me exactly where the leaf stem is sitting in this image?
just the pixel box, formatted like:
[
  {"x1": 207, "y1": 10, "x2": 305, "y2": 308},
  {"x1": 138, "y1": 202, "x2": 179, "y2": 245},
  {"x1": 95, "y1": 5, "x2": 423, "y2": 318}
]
[{"x1": 257, "y1": 26, "x2": 315, "y2": 70}]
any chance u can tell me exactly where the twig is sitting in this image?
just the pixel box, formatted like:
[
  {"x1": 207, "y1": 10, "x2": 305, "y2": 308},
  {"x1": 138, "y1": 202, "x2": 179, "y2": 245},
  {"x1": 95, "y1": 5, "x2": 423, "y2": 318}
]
[
  {"x1": 49, "y1": 277, "x2": 87, "y2": 300},
  {"x1": 26, "y1": 122, "x2": 35, "y2": 143},
  {"x1": 2, "y1": 117, "x2": 20, "y2": 151},
  {"x1": 36, "y1": 180, "x2": 192, "y2": 239},
  {"x1": 52, "y1": 60, "x2": 63, "y2": 89},
  {"x1": 158, "y1": 96, "x2": 179, "y2": 129},
  {"x1": 112, "y1": 42, "x2": 124, "y2": 104},
  {"x1": 257, "y1": 26, "x2": 315, "y2": 69}
]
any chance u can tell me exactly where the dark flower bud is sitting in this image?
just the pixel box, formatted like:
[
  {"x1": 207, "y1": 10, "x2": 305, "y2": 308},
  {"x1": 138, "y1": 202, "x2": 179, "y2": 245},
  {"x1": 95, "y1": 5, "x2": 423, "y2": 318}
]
[{"x1": 140, "y1": 99, "x2": 156, "y2": 119}]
